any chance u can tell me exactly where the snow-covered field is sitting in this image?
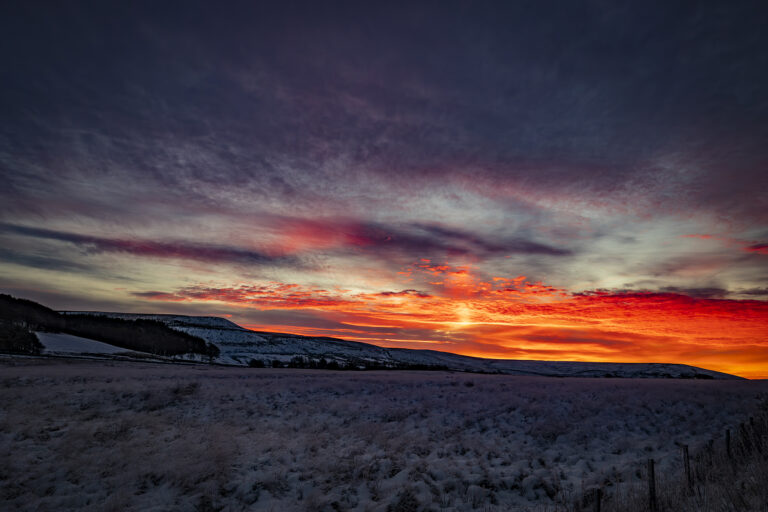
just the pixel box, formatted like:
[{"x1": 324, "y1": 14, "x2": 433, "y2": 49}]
[
  {"x1": 36, "y1": 332, "x2": 131, "y2": 355},
  {"x1": 1, "y1": 359, "x2": 765, "y2": 511}
]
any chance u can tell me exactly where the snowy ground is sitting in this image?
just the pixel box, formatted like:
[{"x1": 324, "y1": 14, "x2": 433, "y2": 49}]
[
  {"x1": 1, "y1": 359, "x2": 766, "y2": 511},
  {"x1": 36, "y1": 332, "x2": 131, "y2": 355}
]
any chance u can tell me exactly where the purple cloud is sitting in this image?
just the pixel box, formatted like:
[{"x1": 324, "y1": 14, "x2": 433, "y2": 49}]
[{"x1": 1, "y1": 223, "x2": 294, "y2": 267}]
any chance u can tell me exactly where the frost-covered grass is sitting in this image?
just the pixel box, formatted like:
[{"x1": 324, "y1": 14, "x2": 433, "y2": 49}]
[{"x1": 1, "y1": 359, "x2": 766, "y2": 511}]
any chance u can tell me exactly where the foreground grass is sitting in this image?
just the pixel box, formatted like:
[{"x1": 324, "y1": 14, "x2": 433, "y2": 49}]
[
  {"x1": 602, "y1": 398, "x2": 768, "y2": 512},
  {"x1": 1, "y1": 358, "x2": 766, "y2": 511}
]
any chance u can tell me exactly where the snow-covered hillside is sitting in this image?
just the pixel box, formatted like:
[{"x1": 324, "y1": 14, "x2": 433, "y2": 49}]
[
  {"x1": 59, "y1": 311, "x2": 244, "y2": 330},
  {"x1": 37, "y1": 332, "x2": 130, "y2": 355},
  {"x1": 61, "y1": 312, "x2": 741, "y2": 379}
]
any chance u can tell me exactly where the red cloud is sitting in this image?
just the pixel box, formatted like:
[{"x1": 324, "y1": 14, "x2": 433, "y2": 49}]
[
  {"x1": 745, "y1": 243, "x2": 768, "y2": 255},
  {"x1": 682, "y1": 234, "x2": 715, "y2": 240}
]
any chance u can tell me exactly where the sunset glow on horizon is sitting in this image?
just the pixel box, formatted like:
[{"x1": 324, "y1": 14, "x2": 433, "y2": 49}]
[
  {"x1": 2, "y1": 2, "x2": 767, "y2": 377},
  {"x1": 129, "y1": 260, "x2": 768, "y2": 378}
]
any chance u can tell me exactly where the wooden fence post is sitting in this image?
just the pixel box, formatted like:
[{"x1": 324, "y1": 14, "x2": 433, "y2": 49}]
[
  {"x1": 740, "y1": 422, "x2": 750, "y2": 454},
  {"x1": 648, "y1": 458, "x2": 657, "y2": 512},
  {"x1": 682, "y1": 444, "x2": 692, "y2": 493}
]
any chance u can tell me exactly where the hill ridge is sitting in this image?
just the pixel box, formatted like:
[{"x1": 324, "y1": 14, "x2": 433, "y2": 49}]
[{"x1": 59, "y1": 311, "x2": 743, "y2": 379}]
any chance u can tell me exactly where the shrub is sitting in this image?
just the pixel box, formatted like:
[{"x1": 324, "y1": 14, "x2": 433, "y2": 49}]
[{"x1": 0, "y1": 321, "x2": 44, "y2": 355}]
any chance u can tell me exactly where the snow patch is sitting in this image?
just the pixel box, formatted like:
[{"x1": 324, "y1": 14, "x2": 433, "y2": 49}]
[{"x1": 36, "y1": 332, "x2": 130, "y2": 355}]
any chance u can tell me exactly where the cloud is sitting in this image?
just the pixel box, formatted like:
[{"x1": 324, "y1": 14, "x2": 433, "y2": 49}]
[
  {"x1": 0, "y1": 223, "x2": 296, "y2": 267},
  {"x1": 132, "y1": 283, "x2": 359, "y2": 310},
  {"x1": 271, "y1": 218, "x2": 571, "y2": 261},
  {"x1": 0, "y1": 246, "x2": 93, "y2": 273},
  {"x1": 376, "y1": 289, "x2": 433, "y2": 298},
  {"x1": 130, "y1": 291, "x2": 187, "y2": 301},
  {"x1": 408, "y1": 223, "x2": 571, "y2": 256},
  {"x1": 658, "y1": 286, "x2": 729, "y2": 299},
  {"x1": 736, "y1": 288, "x2": 768, "y2": 297},
  {"x1": 134, "y1": 280, "x2": 768, "y2": 340},
  {"x1": 4, "y1": 1, "x2": 767, "y2": 225},
  {"x1": 128, "y1": 278, "x2": 768, "y2": 376},
  {"x1": 745, "y1": 243, "x2": 768, "y2": 255},
  {"x1": 1, "y1": 1, "x2": 767, "y2": 378},
  {"x1": 349, "y1": 222, "x2": 570, "y2": 258}
]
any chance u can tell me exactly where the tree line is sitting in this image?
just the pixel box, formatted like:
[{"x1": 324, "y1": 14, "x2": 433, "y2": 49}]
[{"x1": 249, "y1": 355, "x2": 451, "y2": 372}]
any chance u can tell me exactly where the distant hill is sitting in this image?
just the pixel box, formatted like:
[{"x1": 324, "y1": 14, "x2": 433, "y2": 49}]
[
  {"x1": 0, "y1": 294, "x2": 63, "y2": 331},
  {"x1": 0, "y1": 294, "x2": 214, "y2": 358},
  {"x1": 63, "y1": 310, "x2": 743, "y2": 379}
]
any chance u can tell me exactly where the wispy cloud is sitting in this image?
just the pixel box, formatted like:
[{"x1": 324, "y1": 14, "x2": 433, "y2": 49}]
[
  {"x1": 270, "y1": 218, "x2": 571, "y2": 261},
  {"x1": 1, "y1": 223, "x2": 296, "y2": 267},
  {"x1": 745, "y1": 243, "x2": 768, "y2": 255}
]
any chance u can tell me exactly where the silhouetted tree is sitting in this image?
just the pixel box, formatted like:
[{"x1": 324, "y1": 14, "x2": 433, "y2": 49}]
[
  {"x1": 0, "y1": 321, "x2": 44, "y2": 354},
  {"x1": 0, "y1": 294, "x2": 63, "y2": 331},
  {"x1": 205, "y1": 343, "x2": 220, "y2": 363}
]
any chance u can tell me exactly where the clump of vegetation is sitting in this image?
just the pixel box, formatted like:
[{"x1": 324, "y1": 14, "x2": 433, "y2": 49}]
[
  {"x1": 282, "y1": 355, "x2": 451, "y2": 372},
  {"x1": 0, "y1": 321, "x2": 44, "y2": 355}
]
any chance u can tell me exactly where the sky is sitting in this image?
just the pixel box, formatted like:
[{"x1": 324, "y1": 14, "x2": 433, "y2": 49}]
[{"x1": 1, "y1": 1, "x2": 767, "y2": 377}]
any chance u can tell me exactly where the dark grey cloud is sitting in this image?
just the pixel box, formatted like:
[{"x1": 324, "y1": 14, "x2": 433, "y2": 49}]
[
  {"x1": 0, "y1": 223, "x2": 294, "y2": 267},
  {"x1": 346, "y1": 222, "x2": 571, "y2": 259},
  {"x1": 736, "y1": 288, "x2": 768, "y2": 297},
  {"x1": 130, "y1": 291, "x2": 184, "y2": 300},
  {"x1": 1, "y1": 0, "x2": 766, "y2": 224},
  {"x1": 376, "y1": 289, "x2": 432, "y2": 298},
  {"x1": 0, "y1": 246, "x2": 92, "y2": 273},
  {"x1": 613, "y1": 283, "x2": 768, "y2": 300},
  {"x1": 0, "y1": 218, "x2": 568, "y2": 277},
  {"x1": 659, "y1": 286, "x2": 729, "y2": 299},
  {"x1": 0, "y1": 285, "x2": 138, "y2": 313},
  {"x1": 410, "y1": 223, "x2": 570, "y2": 256}
]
